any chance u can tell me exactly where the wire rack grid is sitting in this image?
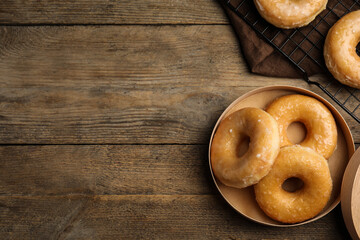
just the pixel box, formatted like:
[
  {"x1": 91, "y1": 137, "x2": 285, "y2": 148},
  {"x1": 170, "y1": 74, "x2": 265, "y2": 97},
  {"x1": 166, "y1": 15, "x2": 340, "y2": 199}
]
[{"x1": 223, "y1": 0, "x2": 360, "y2": 123}]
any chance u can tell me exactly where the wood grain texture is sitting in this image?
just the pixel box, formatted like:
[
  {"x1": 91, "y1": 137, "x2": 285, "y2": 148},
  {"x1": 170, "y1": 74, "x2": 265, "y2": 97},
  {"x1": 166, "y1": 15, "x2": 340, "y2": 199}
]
[
  {"x1": 0, "y1": 0, "x2": 228, "y2": 25},
  {"x1": 0, "y1": 145, "x2": 213, "y2": 196},
  {"x1": 0, "y1": 0, "x2": 357, "y2": 239},
  {"x1": 1, "y1": 25, "x2": 357, "y2": 144},
  {"x1": 0, "y1": 144, "x2": 353, "y2": 238},
  {"x1": 0, "y1": 195, "x2": 351, "y2": 239}
]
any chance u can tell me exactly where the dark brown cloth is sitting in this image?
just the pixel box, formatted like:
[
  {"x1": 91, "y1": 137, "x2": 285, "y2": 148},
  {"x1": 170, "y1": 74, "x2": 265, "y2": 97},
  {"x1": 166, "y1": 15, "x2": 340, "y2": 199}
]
[{"x1": 222, "y1": 0, "x2": 354, "y2": 78}]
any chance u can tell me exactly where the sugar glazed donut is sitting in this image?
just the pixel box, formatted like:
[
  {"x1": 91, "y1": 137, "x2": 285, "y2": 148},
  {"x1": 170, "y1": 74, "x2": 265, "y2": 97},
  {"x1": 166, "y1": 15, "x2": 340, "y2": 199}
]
[
  {"x1": 266, "y1": 94, "x2": 337, "y2": 159},
  {"x1": 254, "y1": 0, "x2": 327, "y2": 29},
  {"x1": 211, "y1": 108, "x2": 280, "y2": 189},
  {"x1": 324, "y1": 10, "x2": 360, "y2": 89},
  {"x1": 254, "y1": 145, "x2": 333, "y2": 224}
]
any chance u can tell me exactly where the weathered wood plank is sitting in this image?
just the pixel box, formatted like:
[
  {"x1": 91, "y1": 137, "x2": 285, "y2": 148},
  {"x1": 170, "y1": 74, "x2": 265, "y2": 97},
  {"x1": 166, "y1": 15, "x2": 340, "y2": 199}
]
[
  {"x1": 0, "y1": 195, "x2": 89, "y2": 239},
  {"x1": 0, "y1": 25, "x2": 302, "y2": 144},
  {"x1": 0, "y1": 0, "x2": 228, "y2": 25},
  {"x1": 0, "y1": 195, "x2": 351, "y2": 239},
  {"x1": 0, "y1": 25, "x2": 358, "y2": 144},
  {"x1": 0, "y1": 145, "x2": 214, "y2": 196}
]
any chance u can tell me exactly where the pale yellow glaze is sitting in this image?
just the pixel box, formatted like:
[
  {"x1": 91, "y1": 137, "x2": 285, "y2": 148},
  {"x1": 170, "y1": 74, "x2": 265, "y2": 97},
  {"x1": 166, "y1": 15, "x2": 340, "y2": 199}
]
[
  {"x1": 254, "y1": 145, "x2": 333, "y2": 223},
  {"x1": 211, "y1": 107, "x2": 280, "y2": 189},
  {"x1": 254, "y1": 0, "x2": 327, "y2": 29},
  {"x1": 266, "y1": 94, "x2": 337, "y2": 159},
  {"x1": 324, "y1": 10, "x2": 360, "y2": 89}
]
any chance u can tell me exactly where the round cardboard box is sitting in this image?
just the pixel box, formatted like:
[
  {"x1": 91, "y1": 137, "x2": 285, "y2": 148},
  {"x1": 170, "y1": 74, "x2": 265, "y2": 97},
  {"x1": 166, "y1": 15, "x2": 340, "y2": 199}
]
[
  {"x1": 341, "y1": 146, "x2": 360, "y2": 239},
  {"x1": 208, "y1": 85, "x2": 355, "y2": 227}
]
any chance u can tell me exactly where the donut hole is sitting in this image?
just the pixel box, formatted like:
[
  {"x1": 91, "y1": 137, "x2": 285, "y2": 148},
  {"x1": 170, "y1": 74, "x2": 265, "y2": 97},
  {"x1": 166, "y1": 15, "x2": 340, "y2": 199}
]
[
  {"x1": 287, "y1": 121, "x2": 307, "y2": 144},
  {"x1": 356, "y1": 42, "x2": 360, "y2": 57},
  {"x1": 236, "y1": 135, "x2": 250, "y2": 158},
  {"x1": 282, "y1": 177, "x2": 304, "y2": 193}
]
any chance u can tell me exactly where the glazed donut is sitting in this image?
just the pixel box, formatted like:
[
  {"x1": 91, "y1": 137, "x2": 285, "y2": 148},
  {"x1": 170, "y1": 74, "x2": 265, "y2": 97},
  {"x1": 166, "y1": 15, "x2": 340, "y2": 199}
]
[
  {"x1": 324, "y1": 10, "x2": 360, "y2": 89},
  {"x1": 266, "y1": 94, "x2": 337, "y2": 159},
  {"x1": 210, "y1": 107, "x2": 280, "y2": 189},
  {"x1": 254, "y1": 145, "x2": 333, "y2": 224},
  {"x1": 254, "y1": 0, "x2": 327, "y2": 29}
]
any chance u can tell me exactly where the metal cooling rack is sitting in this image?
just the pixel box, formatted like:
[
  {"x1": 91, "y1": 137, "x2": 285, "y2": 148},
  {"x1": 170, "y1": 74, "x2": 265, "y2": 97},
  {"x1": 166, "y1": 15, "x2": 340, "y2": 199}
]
[{"x1": 223, "y1": 0, "x2": 360, "y2": 123}]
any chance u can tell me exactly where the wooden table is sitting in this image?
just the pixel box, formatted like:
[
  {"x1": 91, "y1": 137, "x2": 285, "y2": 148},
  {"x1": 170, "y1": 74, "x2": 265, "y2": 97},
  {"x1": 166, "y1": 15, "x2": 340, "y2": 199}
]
[{"x1": 0, "y1": 1, "x2": 358, "y2": 239}]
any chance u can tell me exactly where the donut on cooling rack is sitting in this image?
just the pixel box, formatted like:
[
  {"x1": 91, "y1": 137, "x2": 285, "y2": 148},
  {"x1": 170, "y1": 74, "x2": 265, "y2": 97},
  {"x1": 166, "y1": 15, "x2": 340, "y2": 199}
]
[
  {"x1": 254, "y1": 145, "x2": 333, "y2": 224},
  {"x1": 254, "y1": 0, "x2": 328, "y2": 29},
  {"x1": 266, "y1": 94, "x2": 337, "y2": 159},
  {"x1": 210, "y1": 107, "x2": 280, "y2": 189},
  {"x1": 324, "y1": 10, "x2": 360, "y2": 89}
]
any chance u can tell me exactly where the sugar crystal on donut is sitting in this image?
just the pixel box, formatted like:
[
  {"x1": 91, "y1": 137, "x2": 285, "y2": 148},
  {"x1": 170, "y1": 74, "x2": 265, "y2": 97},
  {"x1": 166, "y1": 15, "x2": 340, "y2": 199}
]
[
  {"x1": 266, "y1": 94, "x2": 337, "y2": 159},
  {"x1": 324, "y1": 10, "x2": 360, "y2": 89},
  {"x1": 254, "y1": 0, "x2": 327, "y2": 29},
  {"x1": 254, "y1": 145, "x2": 332, "y2": 224},
  {"x1": 210, "y1": 107, "x2": 280, "y2": 189}
]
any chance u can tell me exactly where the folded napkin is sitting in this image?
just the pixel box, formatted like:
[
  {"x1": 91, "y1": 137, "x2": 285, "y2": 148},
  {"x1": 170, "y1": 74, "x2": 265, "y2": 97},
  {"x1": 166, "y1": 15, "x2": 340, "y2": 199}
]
[{"x1": 222, "y1": 0, "x2": 354, "y2": 78}]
